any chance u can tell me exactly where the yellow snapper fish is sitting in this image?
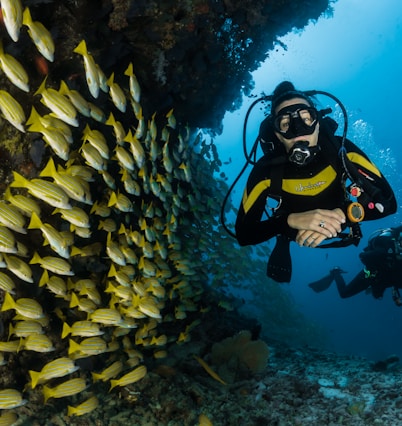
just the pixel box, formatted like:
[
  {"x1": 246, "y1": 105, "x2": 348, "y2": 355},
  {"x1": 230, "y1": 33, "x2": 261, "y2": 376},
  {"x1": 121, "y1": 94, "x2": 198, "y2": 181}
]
[
  {"x1": 29, "y1": 357, "x2": 79, "y2": 389},
  {"x1": 0, "y1": 39, "x2": 29, "y2": 91},
  {"x1": 0, "y1": 270, "x2": 16, "y2": 293},
  {"x1": 3, "y1": 253, "x2": 33, "y2": 282},
  {"x1": 1, "y1": 292, "x2": 44, "y2": 319},
  {"x1": 62, "y1": 320, "x2": 104, "y2": 339},
  {"x1": 10, "y1": 171, "x2": 71, "y2": 209},
  {"x1": 108, "y1": 191, "x2": 133, "y2": 213},
  {"x1": 59, "y1": 80, "x2": 91, "y2": 117},
  {"x1": 22, "y1": 7, "x2": 54, "y2": 62},
  {"x1": 18, "y1": 334, "x2": 55, "y2": 353},
  {"x1": 10, "y1": 172, "x2": 71, "y2": 209},
  {"x1": 0, "y1": 200, "x2": 27, "y2": 234},
  {"x1": 105, "y1": 112, "x2": 126, "y2": 145},
  {"x1": 40, "y1": 158, "x2": 91, "y2": 204},
  {"x1": 67, "y1": 395, "x2": 99, "y2": 417},
  {"x1": 28, "y1": 211, "x2": 70, "y2": 259},
  {"x1": 38, "y1": 270, "x2": 67, "y2": 298},
  {"x1": 91, "y1": 360, "x2": 123, "y2": 382},
  {"x1": 124, "y1": 62, "x2": 141, "y2": 103},
  {"x1": 29, "y1": 252, "x2": 74, "y2": 276},
  {"x1": 9, "y1": 320, "x2": 43, "y2": 338},
  {"x1": 109, "y1": 365, "x2": 147, "y2": 391},
  {"x1": 53, "y1": 206, "x2": 90, "y2": 228},
  {"x1": 0, "y1": 388, "x2": 27, "y2": 409},
  {"x1": 69, "y1": 292, "x2": 96, "y2": 313},
  {"x1": 0, "y1": 411, "x2": 18, "y2": 426},
  {"x1": 124, "y1": 129, "x2": 145, "y2": 168},
  {"x1": 73, "y1": 40, "x2": 100, "y2": 98},
  {"x1": 43, "y1": 377, "x2": 87, "y2": 403},
  {"x1": 114, "y1": 145, "x2": 135, "y2": 171},
  {"x1": 82, "y1": 124, "x2": 109, "y2": 159},
  {"x1": 88, "y1": 307, "x2": 123, "y2": 326},
  {"x1": 87, "y1": 100, "x2": 105, "y2": 122},
  {"x1": 105, "y1": 232, "x2": 126, "y2": 266},
  {"x1": 0, "y1": 225, "x2": 18, "y2": 253},
  {"x1": 4, "y1": 187, "x2": 41, "y2": 217},
  {"x1": 80, "y1": 142, "x2": 107, "y2": 171},
  {"x1": 0, "y1": 89, "x2": 26, "y2": 132},
  {"x1": 34, "y1": 77, "x2": 78, "y2": 127},
  {"x1": 166, "y1": 108, "x2": 176, "y2": 129},
  {"x1": 0, "y1": 340, "x2": 19, "y2": 353},
  {"x1": 107, "y1": 72, "x2": 126, "y2": 113},
  {"x1": 0, "y1": 0, "x2": 23, "y2": 42},
  {"x1": 26, "y1": 107, "x2": 70, "y2": 161},
  {"x1": 68, "y1": 336, "x2": 108, "y2": 357}
]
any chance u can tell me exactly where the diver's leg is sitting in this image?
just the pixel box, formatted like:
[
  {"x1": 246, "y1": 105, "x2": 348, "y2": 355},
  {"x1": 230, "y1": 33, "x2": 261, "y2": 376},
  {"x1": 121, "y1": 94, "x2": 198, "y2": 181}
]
[{"x1": 332, "y1": 269, "x2": 368, "y2": 298}]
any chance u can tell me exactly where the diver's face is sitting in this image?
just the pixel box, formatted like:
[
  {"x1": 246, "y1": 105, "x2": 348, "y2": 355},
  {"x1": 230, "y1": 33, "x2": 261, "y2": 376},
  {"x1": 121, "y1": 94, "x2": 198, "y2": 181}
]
[{"x1": 274, "y1": 98, "x2": 320, "y2": 153}]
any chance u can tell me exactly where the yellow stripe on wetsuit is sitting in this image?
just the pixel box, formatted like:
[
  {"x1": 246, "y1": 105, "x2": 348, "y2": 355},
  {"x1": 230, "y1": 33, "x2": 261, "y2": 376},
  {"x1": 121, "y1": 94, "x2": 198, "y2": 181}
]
[
  {"x1": 346, "y1": 152, "x2": 382, "y2": 177},
  {"x1": 242, "y1": 165, "x2": 337, "y2": 214}
]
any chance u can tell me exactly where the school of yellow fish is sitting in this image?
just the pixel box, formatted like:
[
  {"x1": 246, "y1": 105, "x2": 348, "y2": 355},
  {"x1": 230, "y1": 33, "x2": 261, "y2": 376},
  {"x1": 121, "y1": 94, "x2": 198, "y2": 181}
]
[{"x1": 0, "y1": 0, "x2": 224, "y2": 422}]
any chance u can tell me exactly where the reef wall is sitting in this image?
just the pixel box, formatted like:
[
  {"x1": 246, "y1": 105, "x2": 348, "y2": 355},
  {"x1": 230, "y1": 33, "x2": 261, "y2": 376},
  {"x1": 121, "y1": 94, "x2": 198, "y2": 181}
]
[{"x1": 14, "y1": 0, "x2": 331, "y2": 132}]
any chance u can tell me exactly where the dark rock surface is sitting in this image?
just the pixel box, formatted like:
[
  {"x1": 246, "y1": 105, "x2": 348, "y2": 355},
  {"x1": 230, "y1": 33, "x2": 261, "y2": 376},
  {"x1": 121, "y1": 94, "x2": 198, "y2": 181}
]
[{"x1": 20, "y1": 0, "x2": 331, "y2": 133}]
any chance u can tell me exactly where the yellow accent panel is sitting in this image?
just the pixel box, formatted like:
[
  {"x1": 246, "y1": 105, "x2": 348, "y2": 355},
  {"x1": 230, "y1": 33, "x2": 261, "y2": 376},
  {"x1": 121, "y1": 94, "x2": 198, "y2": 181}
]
[
  {"x1": 282, "y1": 166, "x2": 336, "y2": 195},
  {"x1": 243, "y1": 179, "x2": 271, "y2": 213},
  {"x1": 346, "y1": 152, "x2": 381, "y2": 177}
]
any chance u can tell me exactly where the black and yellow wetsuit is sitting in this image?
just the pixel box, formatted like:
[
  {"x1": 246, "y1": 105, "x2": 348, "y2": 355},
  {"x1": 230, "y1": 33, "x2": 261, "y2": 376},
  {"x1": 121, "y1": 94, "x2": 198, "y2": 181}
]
[{"x1": 235, "y1": 134, "x2": 397, "y2": 247}]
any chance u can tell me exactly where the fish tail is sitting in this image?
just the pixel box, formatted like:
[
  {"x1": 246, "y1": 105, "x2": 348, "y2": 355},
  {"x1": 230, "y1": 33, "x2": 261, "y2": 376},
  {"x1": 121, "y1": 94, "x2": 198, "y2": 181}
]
[
  {"x1": 10, "y1": 171, "x2": 30, "y2": 189},
  {"x1": 68, "y1": 338, "x2": 81, "y2": 355},
  {"x1": 109, "y1": 379, "x2": 118, "y2": 391},
  {"x1": 124, "y1": 63, "x2": 133, "y2": 77},
  {"x1": 69, "y1": 292, "x2": 80, "y2": 308},
  {"x1": 26, "y1": 107, "x2": 41, "y2": 127},
  {"x1": 91, "y1": 371, "x2": 102, "y2": 382},
  {"x1": 29, "y1": 370, "x2": 41, "y2": 389},
  {"x1": 73, "y1": 40, "x2": 88, "y2": 57},
  {"x1": 22, "y1": 7, "x2": 33, "y2": 27},
  {"x1": 58, "y1": 80, "x2": 70, "y2": 96},
  {"x1": 8, "y1": 323, "x2": 14, "y2": 340},
  {"x1": 27, "y1": 211, "x2": 42, "y2": 230},
  {"x1": 38, "y1": 270, "x2": 49, "y2": 287},
  {"x1": 39, "y1": 157, "x2": 57, "y2": 178},
  {"x1": 34, "y1": 77, "x2": 48, "y2": 97},
  {"x1": 105, "y1": 112, "x2": 116, "y2": 126},
  {"x1": 61, "y1": 322, "x2": 71, "y2": 339},
  {"x1": 1, "y1": 292, "x2": 16, "y2": 312},
  {"x1": 43, "y1": 385, "x2": 52, "y2": 404},
  {"x1": 29, "y1": 251, "x2": 41, "y2": 265},
  {"x1": 107, "y1": 192, "x2": 117, "y2": 207}
]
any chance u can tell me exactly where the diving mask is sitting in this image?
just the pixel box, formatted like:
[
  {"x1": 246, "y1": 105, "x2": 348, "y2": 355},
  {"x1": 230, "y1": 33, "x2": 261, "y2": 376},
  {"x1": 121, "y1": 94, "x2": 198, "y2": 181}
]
[{"x1": 274, "y1": 103, "x2": 318, "y2": 139}]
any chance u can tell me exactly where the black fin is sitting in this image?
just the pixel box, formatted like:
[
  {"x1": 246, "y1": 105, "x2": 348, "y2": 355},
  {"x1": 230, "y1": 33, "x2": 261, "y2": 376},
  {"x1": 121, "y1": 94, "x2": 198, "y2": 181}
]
[
  {"x1": 308, "y1": 274, "x2": 334, "y2": 293},
  {"x1": 267, "y1": 235, "x2": 292, "y2": 283}
]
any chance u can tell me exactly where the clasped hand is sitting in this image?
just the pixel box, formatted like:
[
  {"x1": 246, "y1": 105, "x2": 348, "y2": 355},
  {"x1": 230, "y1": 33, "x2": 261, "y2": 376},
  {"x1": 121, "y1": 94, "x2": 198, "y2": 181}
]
[{"x1": 287, "y1": 208, "x2": 346, "y2": 247}]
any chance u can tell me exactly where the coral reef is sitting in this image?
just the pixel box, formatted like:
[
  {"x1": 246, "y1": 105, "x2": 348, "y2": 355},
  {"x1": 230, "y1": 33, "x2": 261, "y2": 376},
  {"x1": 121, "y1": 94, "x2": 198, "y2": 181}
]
[{"x1": 210, "y1": 330, "x2": 270, "y2": 383}]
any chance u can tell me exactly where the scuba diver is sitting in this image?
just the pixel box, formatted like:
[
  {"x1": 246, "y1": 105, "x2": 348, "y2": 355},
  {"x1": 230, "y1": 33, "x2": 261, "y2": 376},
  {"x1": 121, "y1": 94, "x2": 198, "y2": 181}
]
[
  {"x1": 233, "y1": 81, "x2": 397, "y2": 282},
  {"x1": 308, "y1": 226, "x2": 402, "y2": 306}
]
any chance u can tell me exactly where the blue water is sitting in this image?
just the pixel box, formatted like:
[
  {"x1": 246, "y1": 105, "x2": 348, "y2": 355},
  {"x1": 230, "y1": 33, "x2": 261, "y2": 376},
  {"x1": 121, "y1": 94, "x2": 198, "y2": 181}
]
[{"x1": 215, "y1": 0, "x2": 402, "y2": 361}]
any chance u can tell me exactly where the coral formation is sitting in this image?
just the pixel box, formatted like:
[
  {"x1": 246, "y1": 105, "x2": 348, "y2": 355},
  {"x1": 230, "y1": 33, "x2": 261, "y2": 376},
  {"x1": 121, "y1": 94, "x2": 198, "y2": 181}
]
[{"x1": 210, "y1": 330, "x2": 270, "y2": 383}]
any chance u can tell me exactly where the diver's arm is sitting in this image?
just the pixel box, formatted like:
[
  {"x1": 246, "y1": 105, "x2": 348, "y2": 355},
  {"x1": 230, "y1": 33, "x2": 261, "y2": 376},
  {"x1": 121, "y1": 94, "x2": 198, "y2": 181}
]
[
  {"x1": 235, "y1": 162, "x2": 296, "y2": 246},
  {"x1": 333, "y1": 269, "x2": 369, "y2": 298},
  {"x1": 344, "y1": 140, "x2": 397, "y2": 220}
]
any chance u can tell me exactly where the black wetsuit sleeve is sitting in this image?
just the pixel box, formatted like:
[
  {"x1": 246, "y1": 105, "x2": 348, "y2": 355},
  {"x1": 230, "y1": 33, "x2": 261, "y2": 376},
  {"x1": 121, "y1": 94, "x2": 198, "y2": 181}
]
[
  {"x1": 235, "y1": 160, "x2": 296, "y2": 246},
  {"x1": 343, "y1": 140, "x2": 397, "y2": 220},
  {"x1": 333, "y1": 269, "x2": 371, "y2": 298}
]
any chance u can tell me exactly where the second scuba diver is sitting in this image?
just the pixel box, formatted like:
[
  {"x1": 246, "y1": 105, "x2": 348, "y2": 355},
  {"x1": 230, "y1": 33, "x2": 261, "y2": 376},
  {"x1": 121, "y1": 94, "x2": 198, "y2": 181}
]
[
  {"x1": 235, "y1": 81, "x2": 397, "y2": 282},
  {"x1": 308, "y1": 226, "x2": 402, "y2": 306}
]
